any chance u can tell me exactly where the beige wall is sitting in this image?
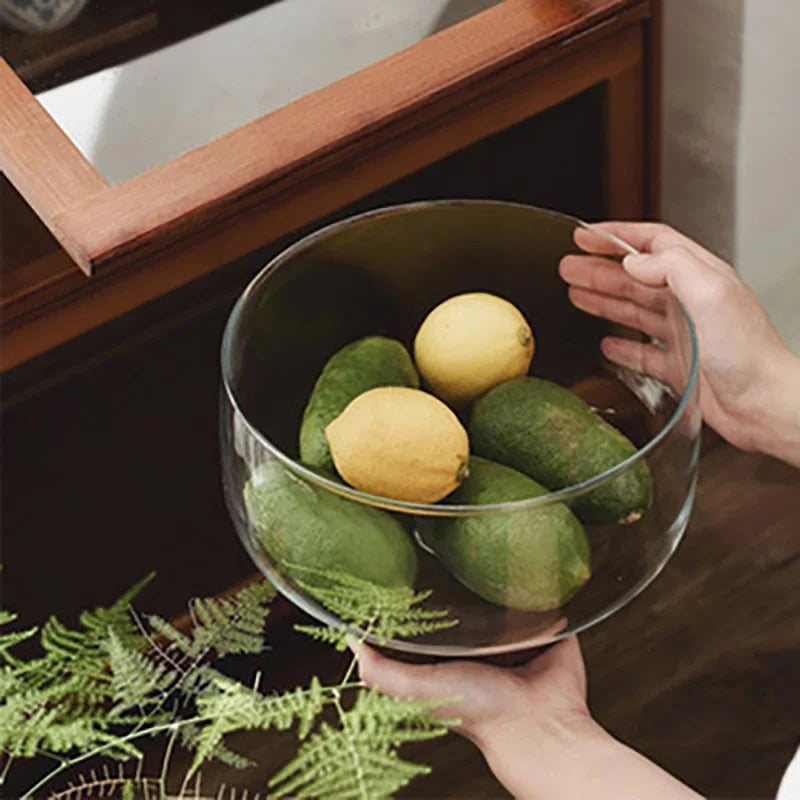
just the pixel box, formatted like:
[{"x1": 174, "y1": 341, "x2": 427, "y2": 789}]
[
  {"x1": 735, "y1": 0, "x2": 800, "y2": 353},
  {"x1": 661, "y1": 0, "x2": 800, "y2": 353},
  {"x1": 661, "y1": 0, "x2": 744, "y2": 262}
]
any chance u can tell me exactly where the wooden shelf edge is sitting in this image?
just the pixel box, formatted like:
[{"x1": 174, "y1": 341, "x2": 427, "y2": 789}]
[
  {"x1": 0, "y1": 59, "x2": 106, "y2": 275},
  {"x1": 1, "y1": 20, "x2": 644, "y2": 372}
]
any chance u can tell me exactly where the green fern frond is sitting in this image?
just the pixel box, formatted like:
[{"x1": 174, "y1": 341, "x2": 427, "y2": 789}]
[
  {"x1": 40, "y1": 572, "x2": 153, "y2": 665},
  {"x1": 42, "y1": 719, "x2": 139, "y2": 757},
  {"x1": 79, "y1": 572, "x2": 155, "y2": 633},
  {"x1": 189, "y1": 579, "x2": 276, "y2": 658},
  {"x1": 40, "y1": 617, "x2": 114, "y2": 680},
  {"x1": 105, "y1": 631, "x2": 176, "y2": 714},
  {"x1": 269, "y1": 686, "x2": 455, "y2": 800},
  {"x1": 45, "y1": 764, "x2": 161, "y2": 800},
  {"x1": 0, "y1": 624, "x2": 38, "y2": 651},
  {"x1": 147, "y1": 579, "x2": 275, "y2": 663},
  {"x1": 288, "y1": 564, "x2": 458, "y2": 644},
  {"x1": 0, "y1": 665, "x2": 19, "y2": 696},
  {"x1": 147, "y1": 613, "x2": 195, "y2": 655},
  {"x1": 0, "y1": 690, "x2": 59, "y2": 757},
  {"x1": 0, "y1": 623, "x2": 38, "y2": 668},
  {"x1": 178, "y1": 721, "x2": 254, "y2": 772},
  {"x1": 292, "y1": 623, "x2": 350, "y2": 650},
  {"x1": 0, "y1": 576, "x2": 156, "y2": 765},
  {"x1": 346, "y1": 688, "x2": 459, "y2": 745},
  {"x1": 185, "y1": 673, "x2": 327, "y2": 779},
  {"x1": 0, "y1": 609, "x2": 38, "y2": 664}
]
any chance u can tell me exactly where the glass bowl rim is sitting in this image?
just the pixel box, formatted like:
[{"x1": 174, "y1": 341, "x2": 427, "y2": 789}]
[{"x1": 220, "y1": 199, "x2": 699, "y2": 517}]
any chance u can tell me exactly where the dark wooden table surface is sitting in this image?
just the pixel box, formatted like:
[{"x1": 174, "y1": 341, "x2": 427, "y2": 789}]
[{"x1": 160, "y1": 433, "x2": 800, "y2": 799}]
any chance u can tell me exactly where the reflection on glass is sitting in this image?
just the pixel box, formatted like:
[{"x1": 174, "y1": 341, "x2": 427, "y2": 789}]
[
  {"x1": 30, "y1": 0, "x2": 503, "y2": 184},
  {"x1": 219, "y1": 201, "x2": 701, "y2": 658}
]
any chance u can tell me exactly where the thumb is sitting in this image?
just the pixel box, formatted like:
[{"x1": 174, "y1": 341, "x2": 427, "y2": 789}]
[
  {"x1": 350, "y1": 638, "x2": 463, "y2": 703},
  {"x1": 622, "y1": 245, "x2": 718, "y2": 308}
]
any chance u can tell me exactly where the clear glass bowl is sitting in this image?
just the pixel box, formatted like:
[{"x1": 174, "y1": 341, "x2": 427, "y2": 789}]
[{"x1": 220, "y1": 201, "x2": 700, "y2": 658}]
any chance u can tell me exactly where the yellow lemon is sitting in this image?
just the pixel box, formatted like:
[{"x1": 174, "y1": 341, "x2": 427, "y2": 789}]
[
  {"x1": 414, "y1": 292, "x2": 534, "y2": 405},
  {"x1": 325, "y1": 387, "x2": 469, "y2": 503}
]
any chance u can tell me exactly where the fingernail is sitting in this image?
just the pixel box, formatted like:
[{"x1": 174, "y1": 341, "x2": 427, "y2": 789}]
[
  {"x1": 622, "y1": 253, "x2": 648, "y2": 269},
  {"x1": 559, "y1": 262, "x2": 591, "y2": 289},
  {"x1": 600, "y1": 338, "x2": 618, "y2": 356},
  {"x1": 568, "y1": 274, "x2": 592, "y2": 289}
]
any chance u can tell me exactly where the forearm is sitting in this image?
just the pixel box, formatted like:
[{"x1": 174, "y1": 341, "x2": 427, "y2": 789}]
[
  {"x1": 566, "y1": 723, "x2": 705, "y2": 800},
  {"x1": 750, "y1": 347, "x2": 800, "y2": 468},
  {"x1": 480, "y1": 718, "x2": 703, "y2": 800}
]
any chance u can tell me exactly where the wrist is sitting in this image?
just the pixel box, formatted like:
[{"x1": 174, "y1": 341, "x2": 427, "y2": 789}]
[
  {"x1": 748, "y1": 346, "x2": 800, "y2": 467},
  {"x1": 475, "y1": 710, "x2": 607, "y2": 800}
]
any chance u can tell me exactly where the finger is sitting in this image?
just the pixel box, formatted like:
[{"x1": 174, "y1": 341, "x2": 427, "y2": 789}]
[
  {"x1": 559, "y1": 254, "x2": 669, "y2": 312},
  {"x1": 518, "y1": 636, "x2": 584, "y2": 680},
  {"x1": 575, "y1": 222, "x2": 730, "y2": 271},
  {"x1": 600, "y1": 336, "x2": 671, "y2": 384},
  {"x1": 568, "y1": 286, "x2": 670, "y2": 341},
  {"x1": 353, "y1": 640, "x2": 466, "y2": 704},
  {"x1": 621, "y1": 246, "x2": 732, "y2": 314}
]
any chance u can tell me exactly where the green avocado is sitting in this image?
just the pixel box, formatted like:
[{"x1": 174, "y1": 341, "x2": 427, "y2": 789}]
[
  {"x1": 422, "y1": 457, "x2": 590, "y2": 611},
  {"x1": 469, "y1": 376, "x2": 652, "y2": 525},
  {"x1": 299, "y1": 336, "x2": 420, "y2": 472},
  {"x1": 243, "y1": 458, "x2": 417, "y2": 588}
]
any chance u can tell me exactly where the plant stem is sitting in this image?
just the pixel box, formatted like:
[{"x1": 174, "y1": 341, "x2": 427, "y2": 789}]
[
  {"x1": 158, "y1": 724, "x2": 180, "y2": 799},
  {"x1": 338, "y1": 619, "x2": 373, "y2": 690},
  {"x1": 331, "y1": 690, "x2": 369, "y2": 800},
  {"x1": 340, "y1": 653, "x2": 360, "y2": 689},
  {"x1": 19, "y1": 718, "x2": 204, "y2": 800},
  {"x1": 0, "y1": 755, "x2": 14, "y2": 786}
]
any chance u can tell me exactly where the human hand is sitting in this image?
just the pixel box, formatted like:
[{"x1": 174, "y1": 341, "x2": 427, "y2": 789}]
[
  {"x1": 353, "y1": 636, "x2": 701, "y2": 799},
  {"x1": 560, "y1": 222, "x2": 800, "y2": 466}
]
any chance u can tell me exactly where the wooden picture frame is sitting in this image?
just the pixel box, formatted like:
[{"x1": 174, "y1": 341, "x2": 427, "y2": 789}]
[{"x1": 0, "y1": 0, "x2": 659, "y2": 370}]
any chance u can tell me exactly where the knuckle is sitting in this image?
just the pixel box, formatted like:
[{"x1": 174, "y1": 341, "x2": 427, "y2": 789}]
[{"x1": 651, "y1": 226, "x2": 677, "y2": 251}]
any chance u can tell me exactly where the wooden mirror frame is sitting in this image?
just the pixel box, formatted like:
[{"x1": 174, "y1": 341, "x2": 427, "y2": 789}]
[{"x1": 0, "y1": 0, "x2": 659, "y2": 370}]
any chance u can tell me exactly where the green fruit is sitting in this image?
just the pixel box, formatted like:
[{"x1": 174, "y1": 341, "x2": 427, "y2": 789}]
[
  {"x1": 469, "y1": 376, "x2": 652, "y2": 525},
  {"x1": 299, "y1": 336, "x2": 420, "y2": 472},
  {"x1": 244, "y1": 458, "x2": 417, "y2": 588},
  {"x1": 423, "y1": 457, "x2": 590, "y2": 611}
]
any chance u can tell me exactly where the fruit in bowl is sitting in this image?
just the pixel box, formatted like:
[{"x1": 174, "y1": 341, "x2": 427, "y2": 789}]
[
  {"x1": 220, "y1": 200, "x2": 700, "y2": 656},
  {"x1": 414, "y1": 292, "x2": 535, "y2": 406}
]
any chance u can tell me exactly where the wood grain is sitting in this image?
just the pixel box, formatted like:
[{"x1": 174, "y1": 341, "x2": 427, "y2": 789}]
[
  {"x1": 160, "y1": 440, "x2": 800, "y2": 798},
  {"x1": 68, "y1": 0, "x2": 644, "y2": 271},
  {"x1": 644, "y1": 0, "x2": 663, "y2": 217},
  {"x1": 1, "y1": 11, "x2": 647, "y2": 370},
  {"x1": 0, "y1": 58, "x2": 106, "y2": 274},
  {"x1": 605, "y1": 61, "x2": 645, "y2": 218}
]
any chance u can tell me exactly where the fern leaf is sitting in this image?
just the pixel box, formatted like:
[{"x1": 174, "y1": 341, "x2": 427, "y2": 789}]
[
  {"x1": 347, "y1": 688, "x2": 459, "y2": 745},
  {"x1": 0, "y1": 691, "x2": 58, "y2": 757},
  {"x1": 46, "y1": 768, "x2": 161, "y2": 800},
  {"x1": 0, "y1": 576, "x2": 156, "y2": 766},
  {"x1": 147, "y1": 613, "x2": 196, "y2": 656},
  {"x1": 105, "y1": 630, "x2": 176, "y2": 714},
  {"x1": 269, "y1": 687, "x2": 455, "y2": 799},
  {"x1": 0, "y1": 625, "x2": 38, "y2": 669},
  {"x1": 293, "y1": 623, "x2": 351, "y2": 651},
  {"x1": 185, "y1": 674, "x2": 328, "y2": 779},
  {"x1": 178, "y1": 721, "x2": 254, "y2": 771},
  {"x1": 0, "y1": 609, "x2": 38, "y2": 664},
  {"x1": 287, "y1": 564, "x2": 458, "y2": 643},
  {"x1": 189, "y1": 579, "x2": 275, "y2": 658},
  {"x1": 0, "y1": 609, "x2": 16, "y2": 625},
  {"x1": 148, "y1": 579, "x2": 275, "y2": 662}
]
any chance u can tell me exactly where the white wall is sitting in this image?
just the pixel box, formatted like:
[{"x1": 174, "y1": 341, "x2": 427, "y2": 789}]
[
  {"x1": 661, "y1": 0, "x2": 800, "y2": 354},
  {"x1": 735, "y1": 1, "x2": 800, "y2": 353},
  {"x1": 661, "y1": 0, "x2": 743, "y2": 263}
]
